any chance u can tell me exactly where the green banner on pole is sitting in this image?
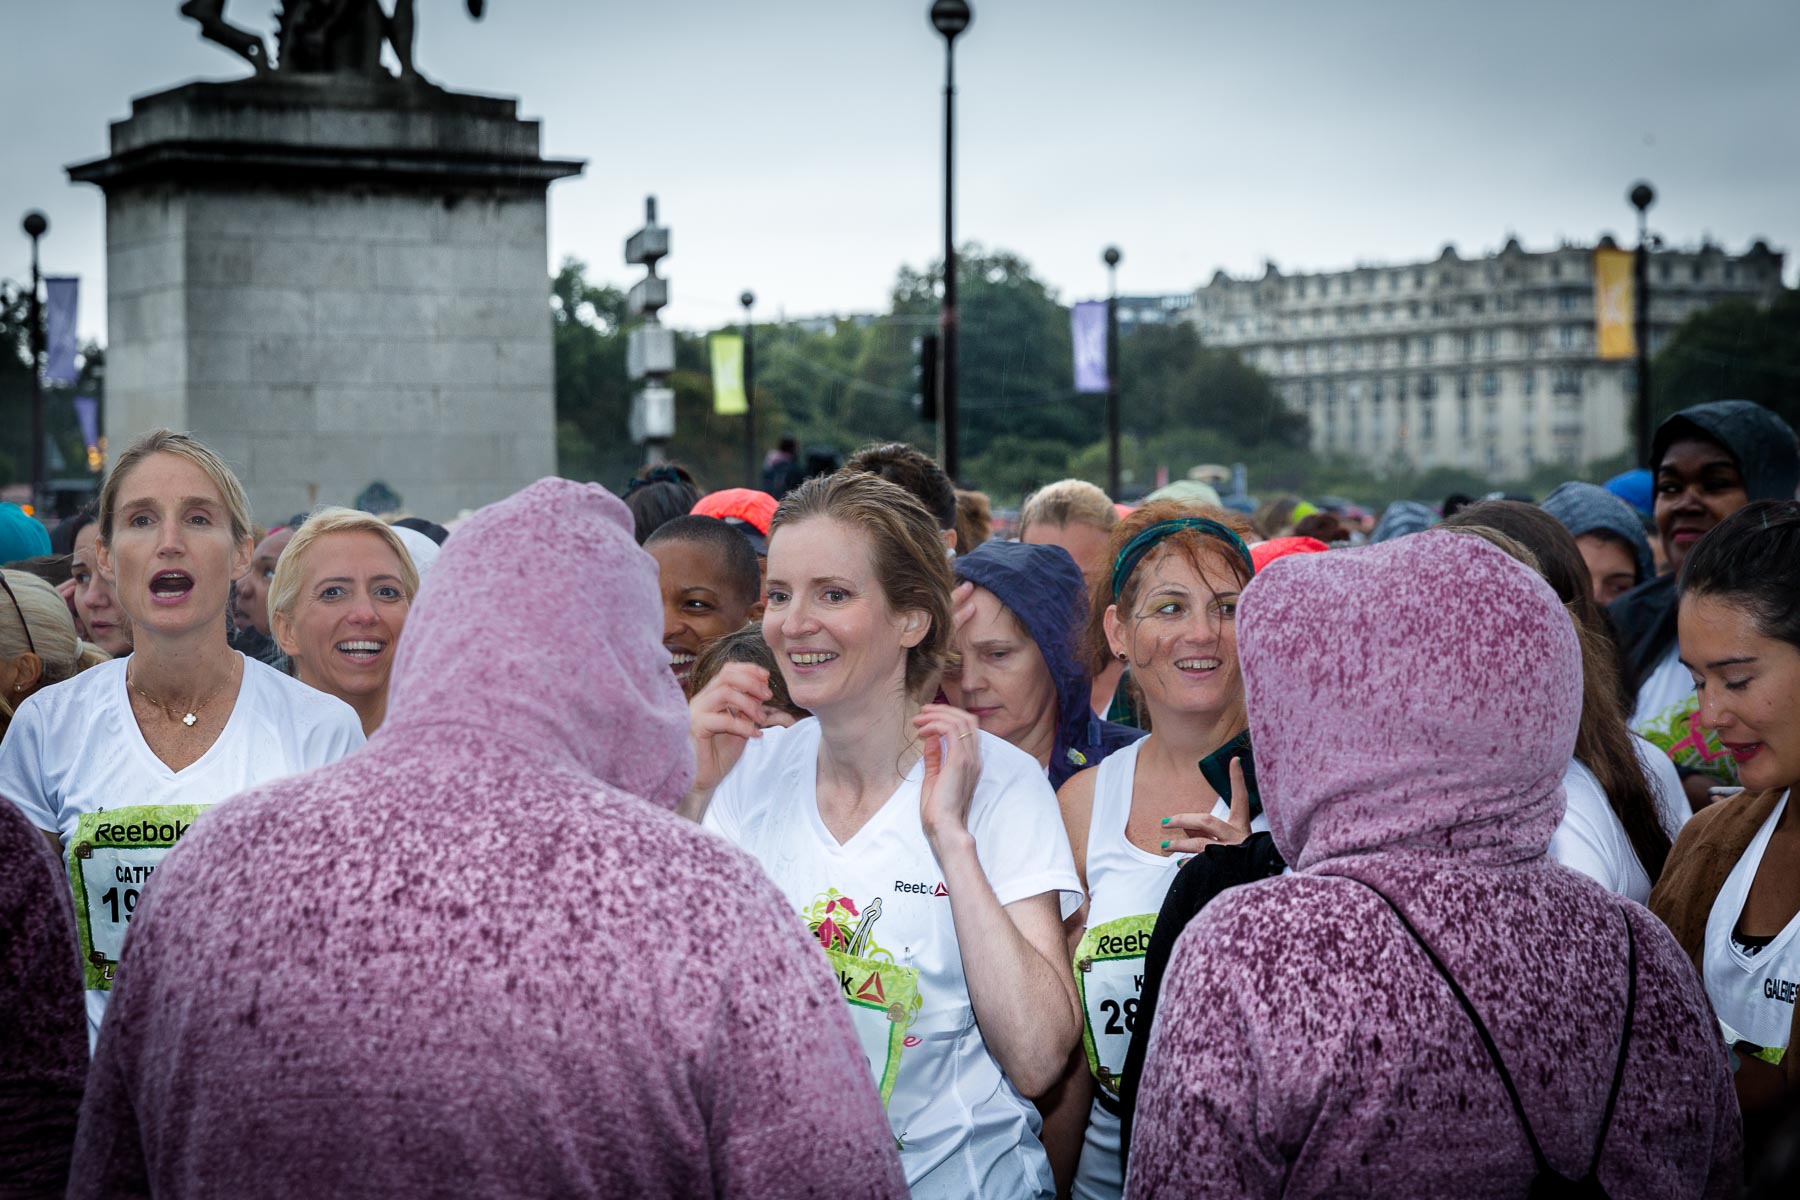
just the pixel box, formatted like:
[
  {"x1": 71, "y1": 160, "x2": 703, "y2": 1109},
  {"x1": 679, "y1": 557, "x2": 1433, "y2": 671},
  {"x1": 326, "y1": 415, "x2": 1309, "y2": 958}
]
[{"x1": 711, "y1": 332, "x2": 747, "y2": 415}]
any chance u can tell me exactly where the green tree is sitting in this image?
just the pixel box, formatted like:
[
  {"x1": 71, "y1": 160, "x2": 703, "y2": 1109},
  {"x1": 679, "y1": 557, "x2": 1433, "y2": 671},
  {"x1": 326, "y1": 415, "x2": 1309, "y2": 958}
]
[
  {"x1": 550, "y1": 258, "x2": 633, "y2": 487},
  {"x1": 880, "y1": 246, "x2": 1095, "y2": 464},
  {"x1": 1652, "y1": 291, "x2": 1800, "y2": 431},
  {"x1": 1120, "y1": 321, "x2": 1308, "y2": 451}
]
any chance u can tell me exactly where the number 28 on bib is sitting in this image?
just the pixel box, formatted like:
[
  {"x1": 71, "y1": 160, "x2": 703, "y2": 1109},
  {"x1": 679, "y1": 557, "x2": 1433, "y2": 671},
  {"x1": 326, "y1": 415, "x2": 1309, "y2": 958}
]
[
  {"x1": 66, "y1": 804, "x2": 211, "y2": 990},
  {"x1": 1074, "y1": 913, "x2": 1155, "y2": 1098}
]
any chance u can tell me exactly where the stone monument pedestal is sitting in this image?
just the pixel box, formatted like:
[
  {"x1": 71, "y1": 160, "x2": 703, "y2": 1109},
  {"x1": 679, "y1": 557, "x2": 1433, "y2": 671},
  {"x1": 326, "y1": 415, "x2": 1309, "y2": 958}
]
[{"x1": 69, "y1": 78, "x2": 582, "y2": 522}]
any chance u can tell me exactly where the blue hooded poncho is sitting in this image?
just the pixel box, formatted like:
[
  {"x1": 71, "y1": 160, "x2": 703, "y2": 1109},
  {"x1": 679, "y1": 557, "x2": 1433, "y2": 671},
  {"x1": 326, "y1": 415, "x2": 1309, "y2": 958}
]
[{"x1": 954, "y1": 541, "x2": 1144, "y2": 789}]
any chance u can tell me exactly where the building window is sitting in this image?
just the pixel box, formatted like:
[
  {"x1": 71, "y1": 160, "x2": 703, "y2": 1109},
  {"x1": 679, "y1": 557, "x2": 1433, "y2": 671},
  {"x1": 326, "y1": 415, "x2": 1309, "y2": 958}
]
[
  {"x1": 1459, "y1": 332, "x2": 1474, "y2": 357},
  {"x1": 1417, "y1": 335, "x2": 1434, "y2": 361},
  {"x1": 1559, "y1": 325, "x2": 1577, "y2": 348},
  {"x1": 1458, "y1": 396, "x2": 1471, "y2": 437},
  {"x1": 1470, "y1": 297, "x2": 1485, "y2": 314},
  {"x1": 1371, "y1": 378, "x2": 1385, "y2": 403},
  {"x1": 1482, "y1": 371, "x2": 1498, "y2": 397},
  {"x1": 1303, "y1": 381, "x2": 1316, "y2": 405},
  {"x1": 1550, "y1": 260, "x2": 1562, "y2": 279},
  {"x1": 1524, "y1": 369, "x2": 1536, "y2": 396},
  {"x1": 1692, "y1": 262, "x2": 1704, "y2": 283},
  {"x1": 1659, "y1": 261, "x2": 1672, "y2": 282},
  {"x1": 1558, "y1": 292, "x2": 1578, "y2": 312},
  {"x1": 1725, "y1": 263, "x2": 1737, "y2": 283},
  {"x1": 1485, "y1": 330, "x2": 1499, "y2": 354},
  {"x1": 1421, "y1": 400, "x2": 1435, "y2": 440},
  {"x1": 1457, "y1": 373, "x2": 1471, "y2": 399}
]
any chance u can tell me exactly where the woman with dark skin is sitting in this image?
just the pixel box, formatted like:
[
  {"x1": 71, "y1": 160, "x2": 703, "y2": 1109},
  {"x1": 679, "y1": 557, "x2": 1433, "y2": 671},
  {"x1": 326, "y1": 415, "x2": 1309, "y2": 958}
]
[{"x1": 1612, "y1": 400, "x2": 1799, "y2": 810}]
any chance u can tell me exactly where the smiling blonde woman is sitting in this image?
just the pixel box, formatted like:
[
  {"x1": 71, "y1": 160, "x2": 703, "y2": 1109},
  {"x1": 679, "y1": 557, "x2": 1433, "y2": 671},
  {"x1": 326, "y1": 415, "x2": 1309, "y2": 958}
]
[{"x1": 270, "y1": 507, "x2": 421, "y2": 737}]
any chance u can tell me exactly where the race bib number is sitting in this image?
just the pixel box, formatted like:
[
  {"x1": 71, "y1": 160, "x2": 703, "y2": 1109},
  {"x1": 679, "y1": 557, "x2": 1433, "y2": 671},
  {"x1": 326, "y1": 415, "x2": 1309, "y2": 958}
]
[
  {"x1": 66, "y1": 805, "x2": 211, "y2": 990},
  {"x1": 824, "y1": 947, "x2": 921, "y2": 1108},
  {"x1": 1074, "y1": 914, "x2": 1155, "y2": 1098}
]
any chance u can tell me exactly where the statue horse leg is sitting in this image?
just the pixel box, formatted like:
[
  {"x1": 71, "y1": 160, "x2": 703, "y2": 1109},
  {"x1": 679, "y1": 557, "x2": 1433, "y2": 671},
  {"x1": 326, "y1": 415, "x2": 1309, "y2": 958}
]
[
  {"x1": 179, "y1": 0, "x2": 272, "y2": 72},
  {"x1": 382, "y1": 0, "x2": 418, "y2": 79}
]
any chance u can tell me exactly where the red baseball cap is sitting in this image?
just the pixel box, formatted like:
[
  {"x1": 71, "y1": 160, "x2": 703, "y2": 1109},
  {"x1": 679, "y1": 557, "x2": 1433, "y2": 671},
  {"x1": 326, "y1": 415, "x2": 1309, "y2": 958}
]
[{"x1": 692, "y1": 487, "x2": 779, "y2": 553}]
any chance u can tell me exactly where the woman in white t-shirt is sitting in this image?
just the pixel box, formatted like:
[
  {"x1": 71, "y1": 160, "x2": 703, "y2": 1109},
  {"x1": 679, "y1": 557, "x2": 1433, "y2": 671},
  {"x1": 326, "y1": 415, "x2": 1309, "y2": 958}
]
[
  {"x1": 1651, "y1": 499, "x2": 1800, "y2": 1161},
  {"x1": 1048, "y1": 500, "x2": 1262, "y2": 1200},
  {"x1": 0, "y1": 429, "x2": 364, "y2": 1042},
  {"x1": 686, "y1": 470, "x2": 1083, "y2": 1199}
]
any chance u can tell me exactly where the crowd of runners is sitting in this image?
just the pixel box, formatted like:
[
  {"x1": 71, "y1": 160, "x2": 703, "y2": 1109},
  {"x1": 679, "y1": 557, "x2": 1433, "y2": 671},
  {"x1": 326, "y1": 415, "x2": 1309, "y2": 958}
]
[{"x1": 2, "y1": 397, "x2": 1798, "y2": 1198}]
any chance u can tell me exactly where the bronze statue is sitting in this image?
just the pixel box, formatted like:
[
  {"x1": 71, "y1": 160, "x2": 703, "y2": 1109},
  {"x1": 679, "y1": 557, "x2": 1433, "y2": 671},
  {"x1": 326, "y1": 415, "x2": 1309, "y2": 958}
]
[{"x1": 179, "y1": 0, "x2": 486, "y2": 80}]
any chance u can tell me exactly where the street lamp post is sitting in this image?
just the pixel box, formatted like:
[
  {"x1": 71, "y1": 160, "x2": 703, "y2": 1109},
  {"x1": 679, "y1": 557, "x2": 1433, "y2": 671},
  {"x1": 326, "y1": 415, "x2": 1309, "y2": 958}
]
[
  {"x1": 930, "y1": 0, "x2": 971, "y2": 483},
  {"x1": 22, "y1": 211, "x2": 47, "y2": 511},
  {"x1": 740, "y1": 290, "x2": 757, "y2": 488},
  {"x1": 1104, "y1": 245, "x2": 1121, "y2": 500},
  {"x1": 1629, "y1": 182, "x2": 1655, "y2": 465}
]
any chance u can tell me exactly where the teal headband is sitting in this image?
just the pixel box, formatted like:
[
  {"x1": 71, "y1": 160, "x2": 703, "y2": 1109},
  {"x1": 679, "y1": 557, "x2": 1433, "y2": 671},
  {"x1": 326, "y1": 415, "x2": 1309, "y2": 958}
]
[{"x1": 1111, "y1": 518, "x2": 1254, "y2": 601}]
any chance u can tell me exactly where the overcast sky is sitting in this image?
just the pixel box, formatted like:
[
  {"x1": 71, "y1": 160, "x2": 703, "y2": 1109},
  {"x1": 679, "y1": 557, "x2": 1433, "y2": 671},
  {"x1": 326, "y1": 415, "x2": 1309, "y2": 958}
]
[{"x1": 3, "y1": 0, "x2": 1796, "y2": 344}]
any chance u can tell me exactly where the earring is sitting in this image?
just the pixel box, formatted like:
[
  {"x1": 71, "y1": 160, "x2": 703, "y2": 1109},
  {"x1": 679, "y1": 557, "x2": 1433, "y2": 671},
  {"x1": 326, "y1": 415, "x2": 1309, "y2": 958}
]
[{"x1": 1115, "y1": 651, "x2": 1128, "y2": 662}]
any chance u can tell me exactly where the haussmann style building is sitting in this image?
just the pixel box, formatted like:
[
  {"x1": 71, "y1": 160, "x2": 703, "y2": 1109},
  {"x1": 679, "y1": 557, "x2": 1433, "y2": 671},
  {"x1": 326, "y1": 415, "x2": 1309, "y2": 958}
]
[{"x1": 1185, "y1": 236, "x2": 1786, "y2": 477}]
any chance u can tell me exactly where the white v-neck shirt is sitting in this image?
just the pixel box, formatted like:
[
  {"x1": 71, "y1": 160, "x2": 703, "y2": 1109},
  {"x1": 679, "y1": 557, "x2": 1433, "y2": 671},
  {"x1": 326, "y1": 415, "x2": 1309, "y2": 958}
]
[
  {"x1": 1704, "y1": 791, "x2": 1798, "y2": 1064},
  {"x1": 703, "y1": 718, "x2": 1082, "y2": 1200},
  {"x1": 0, "y1": 655, "x2": 364, "y2": 1040}
]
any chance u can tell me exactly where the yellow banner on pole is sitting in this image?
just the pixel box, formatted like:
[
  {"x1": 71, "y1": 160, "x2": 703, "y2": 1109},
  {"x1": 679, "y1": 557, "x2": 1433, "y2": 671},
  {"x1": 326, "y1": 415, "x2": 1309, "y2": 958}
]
[
  {"x1": 1593, "y1": 248, "x2": 1636, "y2": 360},
  {"x1": 711, "y1": 332, "x2": 747, "y2": 415}
]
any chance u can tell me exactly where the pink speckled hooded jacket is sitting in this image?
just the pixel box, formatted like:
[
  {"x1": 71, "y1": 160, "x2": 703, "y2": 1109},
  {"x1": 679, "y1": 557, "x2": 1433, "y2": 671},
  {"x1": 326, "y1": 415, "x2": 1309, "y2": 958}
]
[
  {"x1": 69, "y1": 478, "x2": 905, "y2": 1200},
  {"x1": 1128, "y1": 531, "x2": 1739, "y2": 1199}
]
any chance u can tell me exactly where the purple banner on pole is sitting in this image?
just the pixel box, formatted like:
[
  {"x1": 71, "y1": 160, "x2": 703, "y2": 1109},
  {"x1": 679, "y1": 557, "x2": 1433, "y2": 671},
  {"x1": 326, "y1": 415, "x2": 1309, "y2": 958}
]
[
  {"x1": 74, "y1": 396, "x2": 100, "y2": 450},
  {"x1": 1072, "y1": 300, "x2": 1108, "y2": 394},
  {"x1": 44, "y1": 276, "x2": 79, "y2": 385}
]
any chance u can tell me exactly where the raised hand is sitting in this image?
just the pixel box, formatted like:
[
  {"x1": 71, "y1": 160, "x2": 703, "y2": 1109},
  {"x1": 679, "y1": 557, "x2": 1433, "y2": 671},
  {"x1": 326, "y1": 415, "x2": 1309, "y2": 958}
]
[
  {"x1": 914, "y1": 702, "x2": 983, "y2": 854},
  {"x1": 688, "y1": 661, "x2": 780, "y2": 795},
  {"x1": 1159, "y1": 756, "x2": 1253, "y2": 856}
]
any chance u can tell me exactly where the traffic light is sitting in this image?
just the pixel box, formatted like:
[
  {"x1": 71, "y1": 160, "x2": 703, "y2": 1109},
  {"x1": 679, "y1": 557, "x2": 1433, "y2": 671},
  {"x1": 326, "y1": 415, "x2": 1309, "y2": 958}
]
[{"x1": 914, "y1": 332, "x2": 940, "y2": 423}]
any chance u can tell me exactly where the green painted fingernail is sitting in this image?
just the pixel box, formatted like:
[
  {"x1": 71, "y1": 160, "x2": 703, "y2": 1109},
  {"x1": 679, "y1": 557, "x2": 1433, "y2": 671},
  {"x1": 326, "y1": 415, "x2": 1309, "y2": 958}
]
[
  {"x1": 1160, "y1": 840, "x2": 1170, "y2": 849},
  {"x1": 1160, "y1": 816, "x2": 1170, "y2": 825}
]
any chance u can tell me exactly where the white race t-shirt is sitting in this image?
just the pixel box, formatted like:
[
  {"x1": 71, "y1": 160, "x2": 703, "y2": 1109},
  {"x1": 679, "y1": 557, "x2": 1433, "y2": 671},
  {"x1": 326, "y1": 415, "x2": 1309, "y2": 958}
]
[
  {"x1": 1703, "y1": 792, "x2": 1797, "y2": 1067},
  {"x1": 1550, "y1": 740, "x2": 1692, "y2": 904},
  {"x1": 0, "y1": 655, "x2": 365, "y2": 1040},
  {"x1": 703, "y1": 718, "x2": 1082, "y2": 1200}
]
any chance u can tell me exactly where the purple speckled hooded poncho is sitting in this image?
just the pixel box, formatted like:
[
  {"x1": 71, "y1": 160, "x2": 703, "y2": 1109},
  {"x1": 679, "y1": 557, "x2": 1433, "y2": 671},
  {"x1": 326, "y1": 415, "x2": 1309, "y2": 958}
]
[
  {"x1": 69, "y1": 478, "x2": 905, "y2": 1200},
  {"x1": 0, "y1": 798, "x2": 86, "y2": 1196},
  {"x1": 1128, "y1": 532, "x2": 1739, "y2": 1199}
]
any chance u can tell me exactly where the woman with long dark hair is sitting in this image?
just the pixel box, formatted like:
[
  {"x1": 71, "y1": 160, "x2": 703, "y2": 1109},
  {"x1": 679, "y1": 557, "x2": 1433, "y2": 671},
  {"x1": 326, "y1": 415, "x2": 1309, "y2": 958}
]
[
  {"x1": 1445, "y1": 501, "x2": 1679, "y2": 899},
  {"x1": 1652, "y1": 499, "x2": 1800, "y2": 1157}
]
